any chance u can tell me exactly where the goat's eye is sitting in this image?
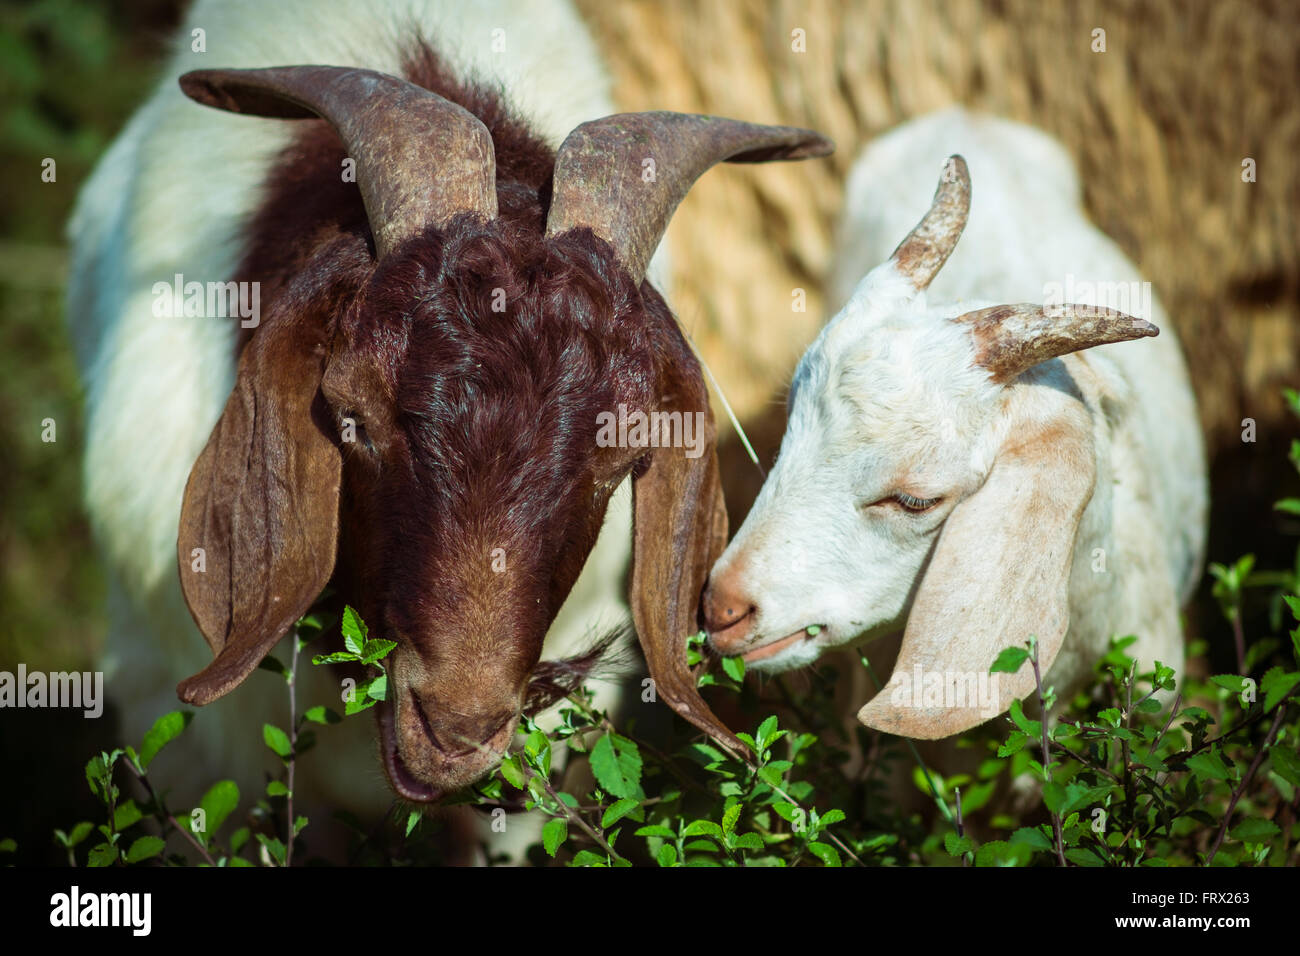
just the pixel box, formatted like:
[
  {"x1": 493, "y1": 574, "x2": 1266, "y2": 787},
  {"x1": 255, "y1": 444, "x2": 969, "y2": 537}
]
[
  {"x1": 893, "y1": 492, "x2": 942, "y2": 513},
  {"x1": 339, "y1": 412, "x2": 375, "y2": 453}
]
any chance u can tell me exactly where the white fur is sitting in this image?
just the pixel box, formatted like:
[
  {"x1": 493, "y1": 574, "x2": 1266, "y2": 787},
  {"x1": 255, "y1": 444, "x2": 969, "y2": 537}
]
[
  {"x1": 711, "y1": 108, "x2": 1207, "y2": 705},
  {"x1": 68, "y1": 0, "x2": 651, "y2": 823}
]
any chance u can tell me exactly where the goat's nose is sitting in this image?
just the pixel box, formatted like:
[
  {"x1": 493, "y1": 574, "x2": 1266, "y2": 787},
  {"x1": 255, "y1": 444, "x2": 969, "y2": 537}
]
[
  {"x1": 703, "y1": 567, "x2": 757, "y2": 654},
  {"x1": 415, "y1": 698, "x2": 515, "y2": 757}
]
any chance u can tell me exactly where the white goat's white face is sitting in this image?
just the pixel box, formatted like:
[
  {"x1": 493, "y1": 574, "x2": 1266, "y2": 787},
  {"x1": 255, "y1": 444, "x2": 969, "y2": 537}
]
[
  {"x1": 703, "y1": 153, "x2": 1157, "y2": 740},
  {"x1": 707, "y1": 285, "x2": 1002, "y2": 672}
]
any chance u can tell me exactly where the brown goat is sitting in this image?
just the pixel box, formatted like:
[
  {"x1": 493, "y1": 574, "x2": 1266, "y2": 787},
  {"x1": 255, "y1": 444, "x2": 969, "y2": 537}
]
[{"x1": 169, "y1": 50, "x2": 831, "y2": 801}]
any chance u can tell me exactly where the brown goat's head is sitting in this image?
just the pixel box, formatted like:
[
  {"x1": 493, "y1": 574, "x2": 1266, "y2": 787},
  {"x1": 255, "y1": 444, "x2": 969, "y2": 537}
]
[{"x1": 170, "y1": 66, "x2": 833, "y2": 800}]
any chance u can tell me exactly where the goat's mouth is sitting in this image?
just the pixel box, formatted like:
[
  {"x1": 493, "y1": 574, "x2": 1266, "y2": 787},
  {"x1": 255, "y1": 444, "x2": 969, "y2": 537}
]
[
  {"x1": 740, "y1": 626, "x2": 824, "y2": 664},
  {"x1": 377, "y1": 695, "x2": 446, "y2": 802}
]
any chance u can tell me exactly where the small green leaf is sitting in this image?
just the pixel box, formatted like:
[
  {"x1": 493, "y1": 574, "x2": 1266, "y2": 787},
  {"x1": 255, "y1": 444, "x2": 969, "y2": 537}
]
[
  {"x1": 998, "y1": 731, "x2": 1028, "y2": 757},
  {"x1": 721, "y1": 804, "x2": 742, "y2": 837},
  {"x1": 1010, "y1": 826, "x2": 1054, "y2": 852},
  {"x1": 1187, "y1": 750, "x2": 1232, "y2": 782},
  {"x1": 257, "y1": 655, "x2": 288, "y2": 680},
  {"x1": 990, "y1": 647, "x2": 1030, "y2": 674},
  {"x1": 125, "y1": 835, "x2": 166, "y2": 864},
  {"x1": 601, "y1": 798, "x2": 641, "y2": 829},
  {"x1": 302, "y1": 705, "x2": 341, "y2": 725},
  {"x1": 656, "y1": 844, "x2": 678, "y2": 867},
  {"x1": 589, "y1": 734, "x2": 642, "y2": 799},
  {"x1": 682, "y1": 820, "x2": 723, "y2": 840},
  {"x1": 255, "y1": 833, "x2": 287, "y2": 865},
  {"x1": 341, "y1": 605, "x2": 368, "y2": 654},
  {"x1": 139, "y1": 711, "x2": 193, "y2": 771},
  {"x1": 113, "y1": 800, "x2": 142, "y2": 831},
  {"x1": 1230, "y1": 818, "x2": 1280, "y2": 843},
  {"x1": 634, "y1": 824, "x2": 675, "y2": 839},
  {"x1": 944, "y1": 833, "x2": 974, "y2": 856},
  {"x1": 1270, "y1": 745, "x2": 1300, "y2": 787},
  {"x1": 87, "y1": 842, "x2": 119, "y2": 867},
  {"x1": 312, "y1": 651, "x2": 357, "y2": 665},
  {"x1": 262, "y1": 724, "x2": 292, "y2": 759},
  {"x1": 199, "y1": 780, "x2": 240, "y2": 838},
  {"x1": 366, "y1": 674, "x2": 388, "y2": 701},
  {"x1": 721, "y1": 655, "x2": 745, "y2": 682},
  {"x1": 266, "y1": 781, "x2": 290, "y2": 798},
  {"x1": 498, "y1": 755, "x2": 526, "y2": 790},
  {"x1": 360, "y1": 639, "x2": 398, "y2": 665},
  {"x1": 542, "y1": 817, "x2": 568, "y2": 857},
  {"x1": 807, "y1": 842, "x2": 841, "y2": 867},
  {"x1": 1261, "y1": 667, "x2": 1300, "y2": 712}
]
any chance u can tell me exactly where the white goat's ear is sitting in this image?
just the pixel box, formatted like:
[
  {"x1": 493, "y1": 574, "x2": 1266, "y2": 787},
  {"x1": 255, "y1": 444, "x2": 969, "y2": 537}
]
[{"x1": 857, "y1": 390, "x2": 1096, "y2": 738}]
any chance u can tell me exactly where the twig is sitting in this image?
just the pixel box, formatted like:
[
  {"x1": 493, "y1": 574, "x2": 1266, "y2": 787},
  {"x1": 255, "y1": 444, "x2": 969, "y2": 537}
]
[
  {"x1": 285, "y1": 632, "x2": 300, "y2": 867},
  {"x1": 127, "y1": 764, "x2": 218, "y2": 866},
  {"x1": 1029, "y1": 640, "x2": 1068, "y2": 867},
  {"x1": 1231, "y1": 609, "x2": 1247, "y2": 676},
  {"x1": 1205, "y1": 704, "x2": 1288, "y2": 864},
  {"x1": 528, "y1": 765, "x2": 626, "y2": 863}
]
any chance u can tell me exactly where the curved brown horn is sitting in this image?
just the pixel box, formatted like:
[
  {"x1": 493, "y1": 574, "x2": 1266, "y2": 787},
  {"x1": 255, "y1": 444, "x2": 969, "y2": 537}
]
[
  {"x1": 179, "y1": 66, "x2": 497, "y2": 258},
  {"x1": 890, "y1": 155, "x2": 970, "y2": 291},
  {"x1": 954, "y1": 303, "x2": 1158, "y2": 383},
  {"x1": 546, "y1": 112, "x2": 833, "y2": 282}
]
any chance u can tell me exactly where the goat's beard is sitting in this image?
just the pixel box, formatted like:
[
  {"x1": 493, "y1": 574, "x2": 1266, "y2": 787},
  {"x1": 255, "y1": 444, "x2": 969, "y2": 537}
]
[{"x1": 522, "y1": 624, "x2": 633, "y2": 718}]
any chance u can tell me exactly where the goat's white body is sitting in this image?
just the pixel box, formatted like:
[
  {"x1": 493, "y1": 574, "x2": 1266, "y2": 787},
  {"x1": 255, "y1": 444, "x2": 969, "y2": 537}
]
[
  {"x1": 832, "y1": 109, "x2": 1206, "y2": 696},
  {"x1": 711, "y1": 108, "x2": 1206, "y2": 727},
  {"x1": 68, "y1": 0, "x2": 641, "y2": 819}
]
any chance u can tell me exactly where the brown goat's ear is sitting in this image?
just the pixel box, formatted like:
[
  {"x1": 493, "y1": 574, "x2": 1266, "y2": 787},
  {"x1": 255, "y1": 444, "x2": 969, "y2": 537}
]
[
  {"x1": 629, "y1": 367, "x2": 743, "y2": 756},
  {"x1": 176, "y1": 317, "x2": 341, "y2": 705},
  {"x1": 857, "y1": 390, "x2": 1097, "y2": 738}
]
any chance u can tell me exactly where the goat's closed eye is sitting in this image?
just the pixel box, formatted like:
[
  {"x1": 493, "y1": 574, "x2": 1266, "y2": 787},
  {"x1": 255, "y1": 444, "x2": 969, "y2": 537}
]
[{"x1": 862, "y1": 492, "x2": 943, "y2": 514}]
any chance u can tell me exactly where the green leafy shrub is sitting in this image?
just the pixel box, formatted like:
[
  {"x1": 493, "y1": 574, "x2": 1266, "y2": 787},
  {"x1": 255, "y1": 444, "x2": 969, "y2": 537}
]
[{"x1": 17, "y1": 391, "x2": 1299, "y2": 866}]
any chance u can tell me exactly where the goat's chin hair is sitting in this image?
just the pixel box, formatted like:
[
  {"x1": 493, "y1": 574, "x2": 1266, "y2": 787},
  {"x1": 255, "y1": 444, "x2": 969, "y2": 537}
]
[{"x1": 523, "y1": 624, "x2": 633, "y2": 718}]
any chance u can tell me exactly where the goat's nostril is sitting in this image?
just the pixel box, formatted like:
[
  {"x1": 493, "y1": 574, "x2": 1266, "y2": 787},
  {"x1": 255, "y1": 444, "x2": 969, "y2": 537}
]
[{"x1": 412, "y1": 691, "x2": 515, "y2": 757}]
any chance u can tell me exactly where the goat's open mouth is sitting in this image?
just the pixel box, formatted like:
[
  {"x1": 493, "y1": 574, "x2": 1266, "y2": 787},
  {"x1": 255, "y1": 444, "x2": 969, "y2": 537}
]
[
  {"x1": 741, "y1": 626, "x2": 822, "y2": 664},
  {"x1": 377, "y1": 695, "x2": 446, "y2": 803}
]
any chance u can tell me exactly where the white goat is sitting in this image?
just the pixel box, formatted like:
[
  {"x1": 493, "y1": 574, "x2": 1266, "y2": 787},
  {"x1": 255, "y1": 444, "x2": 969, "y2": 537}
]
[
  {"x1": 704, "y1": 109, "x2": 1207, "y2": 737},
  {"x1": 67, "y1": 0, "x2": 644, "y2": 814}
]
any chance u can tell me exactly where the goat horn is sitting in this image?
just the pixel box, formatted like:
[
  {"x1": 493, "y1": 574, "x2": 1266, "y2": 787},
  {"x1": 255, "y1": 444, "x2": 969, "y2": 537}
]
[
  {"x1": 546, "y1": 112, "x2": 833, "y2": 283},
  {"x1": 955, "y1": 303, "x2": 1158, "y2": 383},
  {"x1": 889, "y1": 155, "x2": 971, "y2": 292},
  {"x1": 179, "y1": 67, "x2": 497, "y2": 259}
]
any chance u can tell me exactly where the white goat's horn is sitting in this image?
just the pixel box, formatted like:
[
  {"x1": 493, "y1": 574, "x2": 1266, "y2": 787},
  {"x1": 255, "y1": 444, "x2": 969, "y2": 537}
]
[
  {"x1": 954, "y1": 303, "x2": 1158, "y2": 383},
  {"x1": 889, "y1": 154, "x2": 971, "y2": 292},
  {"x1": 179, "y1": 67, "x2": 498, "y2": 259}
]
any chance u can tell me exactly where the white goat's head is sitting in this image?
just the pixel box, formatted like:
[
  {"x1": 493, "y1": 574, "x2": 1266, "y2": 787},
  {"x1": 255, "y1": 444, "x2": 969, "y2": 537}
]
[{"x1": 703, "y1": 156, "x2": 1156, "y2": 738}]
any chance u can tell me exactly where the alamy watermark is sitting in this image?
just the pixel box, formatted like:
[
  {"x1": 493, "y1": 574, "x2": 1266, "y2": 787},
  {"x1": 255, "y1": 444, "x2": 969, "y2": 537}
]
[
  {"x1": 0, "y1": 665, "x2": 104, "y2": 718},
  {"x1": 152, "y1": 273, "x2": 260, "y2": 328},
  {"x1": 887, "y1": 665, "x2": 1002, "y2": 718},
  {"x1": 595, "y1": 404, "x2": 707, "y2": 459},
  {"x1": 1042, "y1": 274, "x2": 1152, "y2": 322}
]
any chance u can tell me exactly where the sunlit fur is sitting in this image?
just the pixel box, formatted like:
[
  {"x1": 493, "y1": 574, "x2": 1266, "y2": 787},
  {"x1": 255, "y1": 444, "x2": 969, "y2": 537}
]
[{"x1": 710, "y1": 109, "x2": 1207, "y2": 708}]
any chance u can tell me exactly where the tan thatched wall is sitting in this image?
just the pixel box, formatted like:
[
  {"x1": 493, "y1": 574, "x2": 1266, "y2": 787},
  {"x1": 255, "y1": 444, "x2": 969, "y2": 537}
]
[{"x1": 577, "y1": 0, "x2": 1300, "y2": 520}]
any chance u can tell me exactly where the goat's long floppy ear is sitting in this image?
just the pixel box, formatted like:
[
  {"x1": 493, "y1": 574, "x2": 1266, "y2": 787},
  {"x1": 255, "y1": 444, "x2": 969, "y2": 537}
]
[
  {"x1": 629, "y1": 362, "x2": 740, "y2": 754},
  {"x1": 176, "y1": 317, "x2": 341, "y2": 705},
  {"x1": 858, "y1": 393, "x2": 1097, "y2": 738},
  {"x1": 178, "y1": 66, "x2": 497, "y2": 257},
  {"x1": 547, "y1": 112, "x2": 833, "y2": 282}
]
